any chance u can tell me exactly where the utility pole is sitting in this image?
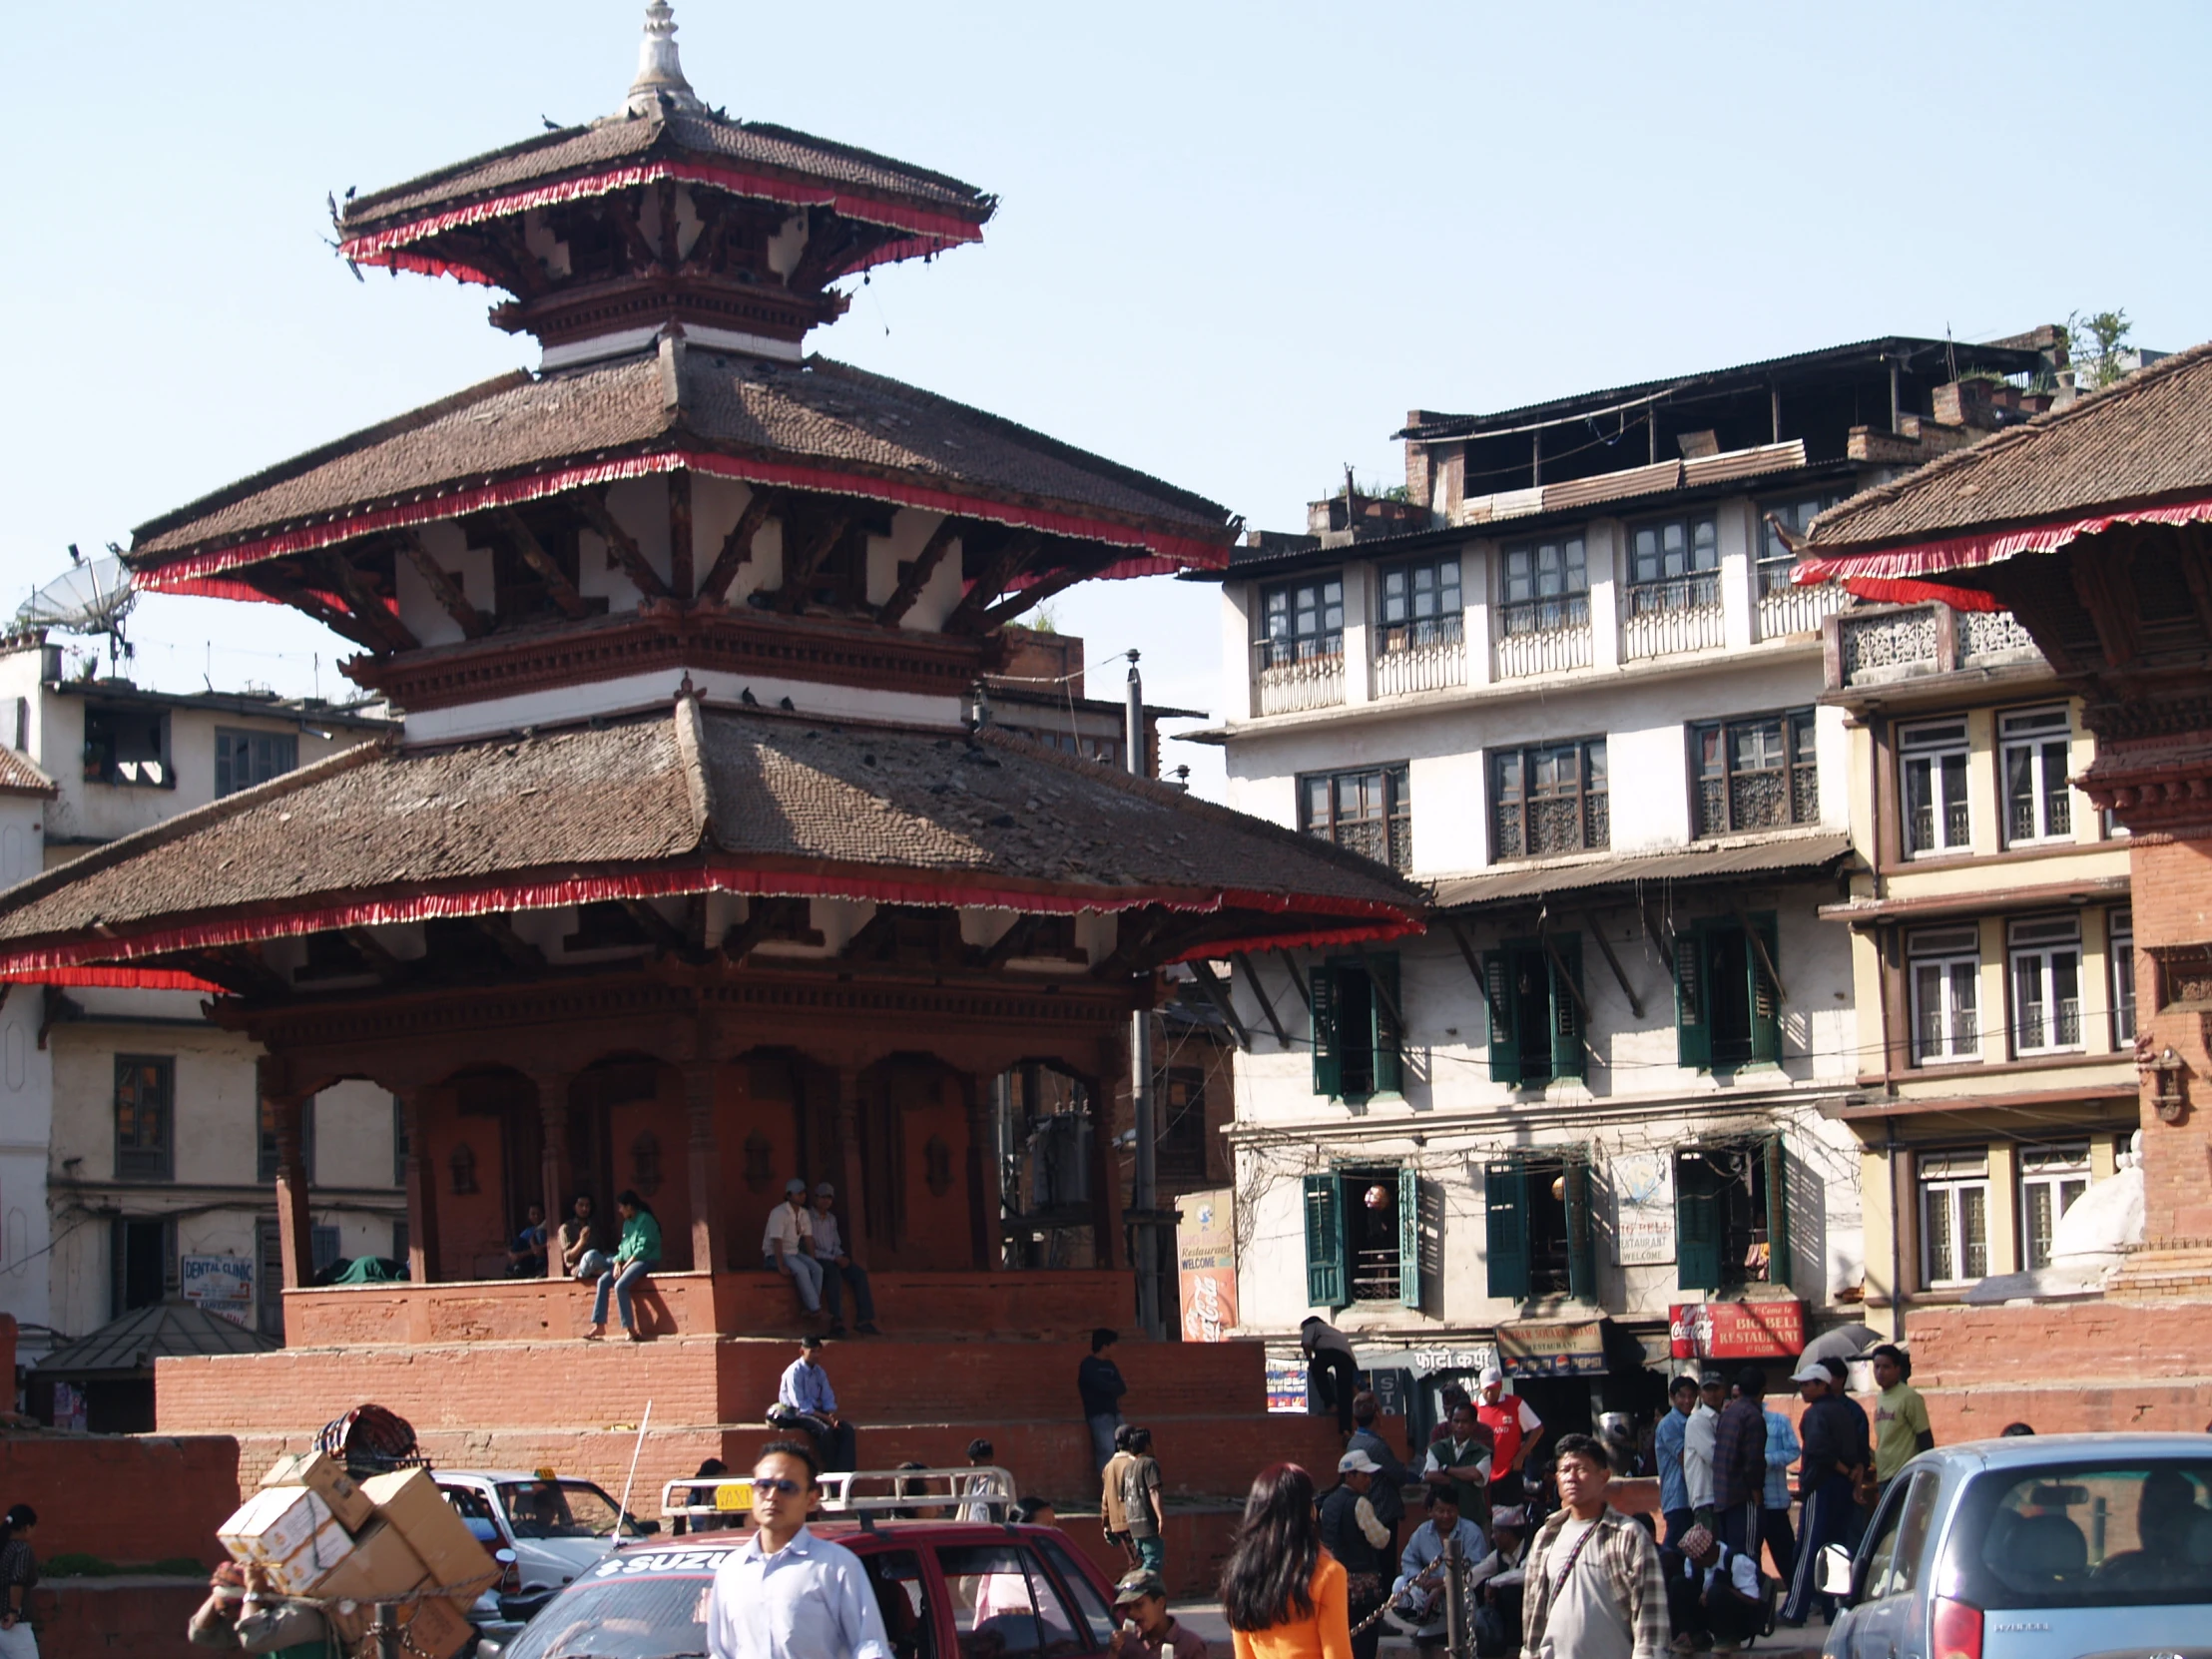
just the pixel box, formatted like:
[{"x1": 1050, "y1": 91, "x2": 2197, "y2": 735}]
[{"x1": 1126, "y1": 653, "x2": 1161, "y2": 1339}]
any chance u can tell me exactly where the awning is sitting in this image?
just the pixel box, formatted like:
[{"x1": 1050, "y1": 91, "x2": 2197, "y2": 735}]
[
  {"x1": 1431, "y1": 831, "x2": 1853, "y2": 911},
  {"x1": 1496, "y1": 1318, "x2": 1608, "y2": 1378}
]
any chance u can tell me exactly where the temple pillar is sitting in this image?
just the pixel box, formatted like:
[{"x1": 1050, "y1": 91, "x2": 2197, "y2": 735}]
[
  {"x1": 833, "y1": 1065, "x2": 869, "y2": 1270},
  {"x1": 533, "y1": 1070, "x2": 572, "y2": 1244},
  {"x1": 684, "y1": 1061, "x2": 727, "y2": 1274},
  {"x1": 395, "y1": 1084, "x2": 440, "y2": 1286},
  {"x1": 960, "y1": 1070, "x2": 1002, "y2": 1270},
  {"x1": 261, "y1": 1060, "x2": 314, "y2": 1292},
  {"x1": 1089, "y1": 1036, "x2": 1126, "y2": 1270}
]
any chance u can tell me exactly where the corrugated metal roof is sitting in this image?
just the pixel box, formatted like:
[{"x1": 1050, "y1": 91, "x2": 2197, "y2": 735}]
[
  {"x1": 1398, "y1": 335, "x2": 2046, "y2": 442},
  {"x1": 1430, "y1": 831, "x2": 1854, "y2": 911},
  {"x1": 33, "y1": 1301, "x2": 276, "y2": 1378}
]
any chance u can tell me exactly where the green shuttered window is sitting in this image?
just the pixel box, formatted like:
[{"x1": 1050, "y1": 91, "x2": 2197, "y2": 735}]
[
  {"x1": 1484, "y1": 938, "x2": 1584, "y2": 1086},
  {"x1": 1308, "y1": 954, "x2": 1404, "y2": 1101}
]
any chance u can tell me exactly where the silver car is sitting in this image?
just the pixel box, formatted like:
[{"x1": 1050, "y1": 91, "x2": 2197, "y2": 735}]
[{"x1": 1820, "y1": 1431, "x2": 2212, "y2": 1659}]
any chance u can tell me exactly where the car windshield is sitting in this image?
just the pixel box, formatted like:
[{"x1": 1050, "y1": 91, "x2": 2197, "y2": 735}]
[
  {"x1": 498, "y1": 1479, "x2": 643, "y2": 1540},
  {"x1": 498, "y1": 1575, "x2": 710, "y2": 1659},
  {"x1": 1947, "y1": 1457, "x2": 2212, "y2": 1607}
]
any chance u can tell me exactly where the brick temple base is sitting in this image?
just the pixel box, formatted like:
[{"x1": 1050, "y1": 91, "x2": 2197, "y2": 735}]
[
  {"x1": 1905, "y1": 1300, "x2": 2212, "y2": 1437},
  {"x1": 155, "y1": 1273, "x2": 1353, "y2": 1595}
]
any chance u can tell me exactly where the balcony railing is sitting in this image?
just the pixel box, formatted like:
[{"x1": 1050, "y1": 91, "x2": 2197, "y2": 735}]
[
  {"x1": 1495, "y1": 595, "x2": 1592, "y2": 679},
  {"x1": 1372, "y1": 614, "x2": 1466, "y2": 698},
  {"x1": 1252, "y1": 642, "x2": 1345, "y2": 715},
  {"x1": 1961, "y1": 608, "x2": 2040, "y2": 665},
  {"x1": 1840, "y1": 607, "x2": 1940, "y2": 685},
  {"x1": 1758, "y1": 576, "x2": 1845, "y2": 640},
  {"x1": 1623, "y1": 574, "x2": 1725, "y2": 660}
]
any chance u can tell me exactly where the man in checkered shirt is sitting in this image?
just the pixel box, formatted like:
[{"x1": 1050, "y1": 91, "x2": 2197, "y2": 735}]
[{"x1": 1522, "y1": 1434, "x2": 1669, "y2": 1659}]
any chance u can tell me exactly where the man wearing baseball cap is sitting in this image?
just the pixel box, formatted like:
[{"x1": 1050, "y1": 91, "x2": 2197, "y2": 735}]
[
  {"x1": 1107, "y1": 1569, "x2": 1205, "y2": 1659},
  {"x1": 1779, "y1": 1360, "x2": 1869, "y2": 1626},
  {"x1": 765, "y1": 1177, "x2": 826, "y2": 1318},
  {"x1": 1321, "y1": 1449, "x2": 1395, "y2": 1659},
  {"x1": 1476, "y1": 1366, "x2": 1544, "y2": 1509},
  {"x1": 808, "y1": 1181, "x2": 880, "y2": 1337}
]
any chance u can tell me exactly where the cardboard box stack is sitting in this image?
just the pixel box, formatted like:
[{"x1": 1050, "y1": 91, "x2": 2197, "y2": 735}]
[{"x1": 216, "y1": 1455, "x2": 498, "y2": 1659}]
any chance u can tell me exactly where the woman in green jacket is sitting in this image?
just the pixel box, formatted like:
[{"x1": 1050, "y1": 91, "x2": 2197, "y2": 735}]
[{"x1": 585, "y1": 1190, "x2": 662, "y2": 1342}]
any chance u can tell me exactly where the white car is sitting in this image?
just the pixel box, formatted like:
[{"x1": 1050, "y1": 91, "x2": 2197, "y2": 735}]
[{"x1": 434, "y1": 1468, "x2": 659, "y2": 1597}]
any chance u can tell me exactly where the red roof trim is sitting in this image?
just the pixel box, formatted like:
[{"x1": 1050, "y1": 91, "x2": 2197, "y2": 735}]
[
  {"x1": 133, "y1": 450, "x2": 1230, "y2": 596},
  {"x1": 337, "y1": 160, "x2": 985, "y2": 287},
  {"x1": 0, "y1": 862, "x2": 1419, "y2": 978},
  {"x1": 1794, "y1": 492, "x2": 2212, "y2": 588},
  {"x1": 0, "y1": 966, "x2": 225, "y2": 993},
  {"x1": 1836, "y1": 576, "x2": 2003, "y2": 612}
]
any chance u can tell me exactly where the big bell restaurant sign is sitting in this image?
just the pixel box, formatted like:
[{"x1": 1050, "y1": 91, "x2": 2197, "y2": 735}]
[{"x1": 1669, "y1": 1300, "x2": 1806, "y2": 1361}]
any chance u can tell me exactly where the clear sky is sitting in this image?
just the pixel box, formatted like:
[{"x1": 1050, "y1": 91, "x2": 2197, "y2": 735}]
[{"x1": 5, "y1": 2, "x2": 2207, "y2": 794}]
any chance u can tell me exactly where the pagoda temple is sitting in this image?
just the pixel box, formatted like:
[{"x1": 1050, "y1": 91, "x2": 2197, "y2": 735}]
[{"x1": 0, "y1": 6, "x2": 1417, "y2": 1527}]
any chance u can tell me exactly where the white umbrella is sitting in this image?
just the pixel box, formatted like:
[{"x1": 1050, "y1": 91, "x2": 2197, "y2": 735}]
[{"x1": 1799, "y1": 1324, "x2": 1880, "y2": 1366}]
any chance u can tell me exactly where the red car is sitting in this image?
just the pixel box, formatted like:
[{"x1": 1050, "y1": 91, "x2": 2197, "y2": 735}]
[{"x1": 488, "y1": 1518, "x2": 1124, "y2": 1659}]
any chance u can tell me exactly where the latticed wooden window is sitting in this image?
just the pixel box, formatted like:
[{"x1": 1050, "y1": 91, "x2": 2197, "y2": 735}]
[
  {"x1": 115, "y1": 1056, "x2": 174, "y2": 1182},
  {"x1": 1491, "y1": 741, "x2": 1607, "y2": 859},
  {"x1": 1300, "y1": 764, "x2": 1411, "y2": 872},
  {"x1": 1691, "y1": 710, "x2": 1818, "y2": 836}
]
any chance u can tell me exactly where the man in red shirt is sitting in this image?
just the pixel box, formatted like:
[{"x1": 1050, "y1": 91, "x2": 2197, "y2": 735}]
[{"x1": 1476, "y1": 1366, "x2": 1544, "y2": 1508}]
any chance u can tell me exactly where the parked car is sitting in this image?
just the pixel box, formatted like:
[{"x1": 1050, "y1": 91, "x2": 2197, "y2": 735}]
[
  {"x1": 486, "y1": 1516, "x2": 1122, "y2": 1659},
  {"x1": 434, "y1": 1469, "x2": 658, "y2": 1597},
  {"x1": 1819, "y1": 1431, "x2": 2212, "y2": 1659}
]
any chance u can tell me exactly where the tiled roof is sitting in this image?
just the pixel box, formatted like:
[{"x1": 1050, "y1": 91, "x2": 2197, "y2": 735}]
[
  {"x1": 341, "y1": 111, "x2": 992, "y2": 235},
  {"x1": 0, "y1": 703, "x2": 1419, "y2": 968},
  {"x1": 131, "y1": 347, "x2": 1236, "y2": 567},
  {"x1": 0, "y1": 750, "x2": 56, "y2": 799},
  {"x1": 1804, "y1": 340, "x2": 2212, "y2": 553},
  {"x1": 1428, "y1": 830, "x2": 1854, "y2": 911}
]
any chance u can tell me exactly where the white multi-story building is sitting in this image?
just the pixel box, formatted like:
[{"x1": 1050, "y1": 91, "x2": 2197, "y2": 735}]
[
  {"x1": 0, "y1": 632, "x2": 399, "y2": 1409},
  {"x1": 1189, "y1": 331, "x2": 2068, "y2": 1432}
]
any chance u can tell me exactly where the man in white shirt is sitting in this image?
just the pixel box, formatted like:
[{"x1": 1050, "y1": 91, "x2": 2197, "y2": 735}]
[
  {"x1": 808, "y1": 1183, "x2": 879, "y2": 1336},
  {"x1": 765, "y1": 1179, "x2": 826, "y2": 1315},
  {"x1": 1682, "y1": 1374, "x2": 1723, "y2": 1525},
  {"x1": 708, "y1": 1440, "x2": 891, "y2": 1659},
  {"x1": 1659, "y1": 1524, "x2": 1763, "y2": 1654}
]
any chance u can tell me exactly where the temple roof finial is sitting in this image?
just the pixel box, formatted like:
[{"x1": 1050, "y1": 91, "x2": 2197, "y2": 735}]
[{"x1": 624, "y1": 1, "x2": 707, "y2": 118}]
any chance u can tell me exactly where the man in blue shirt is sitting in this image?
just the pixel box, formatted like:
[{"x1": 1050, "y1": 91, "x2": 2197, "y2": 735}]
[
  {"x1": 769, "y1": 1334, "x2": 857, "y2": 1472},
  {"x1": 1761, "y1": 1397, "x2": 1801, "y2": 1582},
  {"x1": 708, "y1": 1440, "x2": 891, "y2": 1659},
  {"x1": 1391, "y1": 1486, "x2": 1490, "y2": 1659},
  {"x1": 1654, "y1": 1375, "x2": 1700, "y2": 1546}
]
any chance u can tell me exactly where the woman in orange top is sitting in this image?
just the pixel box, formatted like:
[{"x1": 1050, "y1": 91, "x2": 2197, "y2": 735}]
[{"x1": 1222, "y1": 1463, "x2": 1355, "y2": 1659}]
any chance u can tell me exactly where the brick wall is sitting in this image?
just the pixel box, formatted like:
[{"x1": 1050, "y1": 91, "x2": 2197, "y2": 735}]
[
  {"x1": 0, "y1": 1433, "x2": 238, "y2": 1566},
  {"x1": 34, "y1": 1579, "x2": 204, "y2": 1659},
  {"x1": 2128, "y1": 836, "x2": 2212, "y2": 1242}
]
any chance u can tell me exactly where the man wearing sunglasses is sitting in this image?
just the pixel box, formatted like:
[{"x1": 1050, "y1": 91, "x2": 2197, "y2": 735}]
[{"x1": 708, "y1": 1440, "x2": 893, "y2": 1659}]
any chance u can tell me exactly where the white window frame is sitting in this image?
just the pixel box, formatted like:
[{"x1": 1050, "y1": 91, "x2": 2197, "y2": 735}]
[
  {"x1": 1908, "y1": 926, "x2": 1981, "y2": 1065},
  {"x1": 1998, "y1": 707, "x2": 2074, "y2": 847},
  {"x1": 2008, "y1": 915, "x2": 2083, "y2": 1056},
  {"x1": 2018, "y1": 1143, "x2": 2090, "y2": 1272},
  {"x1": 1900, "y1": 720, "x2": 1972, "y2": 857},
  {"x1": 1919, "y1": 1150, "x2": 1990, "y2": 1288},
  {"x1": 2110, "y1": 908, "x2": 2136, "y2": 1045}
]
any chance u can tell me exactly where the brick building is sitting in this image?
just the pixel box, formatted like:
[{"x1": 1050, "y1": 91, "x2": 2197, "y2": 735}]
[
  {"x1": 1795, "y1": 336, "x2": 2212, "y2": 1430},
  {"x1": 0, "y1": 5, "x2": 1416, "y2": 1527}
]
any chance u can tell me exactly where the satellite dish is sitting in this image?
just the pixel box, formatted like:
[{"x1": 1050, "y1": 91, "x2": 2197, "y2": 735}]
[{"x1": 18, "y1": 545, "x2": 136, "y2": 673}]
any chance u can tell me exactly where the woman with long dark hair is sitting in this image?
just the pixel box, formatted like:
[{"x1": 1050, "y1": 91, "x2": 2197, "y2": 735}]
[
  {"x1": 1221, "y1": 1464, "x2": 1351, "y2": 1659},
  {"x1": 584, "y1": 1189, "x2": 661, "y2": 1343}
]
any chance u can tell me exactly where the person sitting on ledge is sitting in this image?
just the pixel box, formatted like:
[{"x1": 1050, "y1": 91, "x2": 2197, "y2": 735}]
[
  {"x1": 809, "y1": 1182, "x2": 879, "y2": 1337},
  {"x1": 584, "y1": 1189, "x2": 661, "y2": 1343},
  {"x1": 769, "y1": 1332, "x2": 858, "y2": 1472},
  {"x1": 766, "y1": 1178, "x2": 827, "y2": 1319}
]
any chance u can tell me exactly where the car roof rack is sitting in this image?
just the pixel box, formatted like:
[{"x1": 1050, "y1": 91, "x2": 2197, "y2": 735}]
[{"x1": 660, "y1": 1464, "x2": 1015, "y2": 1522}]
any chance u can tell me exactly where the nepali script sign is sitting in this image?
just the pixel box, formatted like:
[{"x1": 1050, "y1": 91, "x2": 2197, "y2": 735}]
[{"x1": 1175, "y1": 1187, "x2": 1239, "y2": 1343}]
